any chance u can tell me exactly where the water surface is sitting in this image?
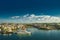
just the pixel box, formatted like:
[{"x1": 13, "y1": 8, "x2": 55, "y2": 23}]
[{"x1": 0, "y1": 28, "x2": 60, "y2": 40}]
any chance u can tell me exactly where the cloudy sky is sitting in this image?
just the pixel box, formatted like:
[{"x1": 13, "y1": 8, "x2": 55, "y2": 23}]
[
  {"x1": 0, "y1": 14, "x2": 60, "y2": 23},
  {"x1": 0, "y1": 0, "x2": 60, "y2": 23}
]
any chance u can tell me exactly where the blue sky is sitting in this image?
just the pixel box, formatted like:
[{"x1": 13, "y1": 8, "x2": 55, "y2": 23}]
[
  {"x1": 0, "y1": 0, "x2": 60, "y2": 23},
  {"x1": 0, "y1": 0, "x2": 60, "y2": 18}
]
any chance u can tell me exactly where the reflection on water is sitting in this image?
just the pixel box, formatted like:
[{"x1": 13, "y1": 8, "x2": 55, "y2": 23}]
[{"x1": 0, "y1": 28, "x2": 60, "y2": 40}]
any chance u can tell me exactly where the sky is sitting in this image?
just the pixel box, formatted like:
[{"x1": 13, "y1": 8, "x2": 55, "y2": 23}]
[{"x1": 0, "y1": 0, "x2": 60, "y2": 23}]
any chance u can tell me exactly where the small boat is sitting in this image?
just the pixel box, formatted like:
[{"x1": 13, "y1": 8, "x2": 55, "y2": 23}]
[
  {"x1": 17, "y1": 30, "x2": 31, "y2": 36},
  {"x1": 17, "y1": 25, "x2": 31, "y2": 36}
]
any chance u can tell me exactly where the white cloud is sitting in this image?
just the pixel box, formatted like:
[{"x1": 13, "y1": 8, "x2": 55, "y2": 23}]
[
  {"x1": 10, "y1": 14, "x2": 60, "y2": 23},
  {"x1": 23, "y1": 14, "x2": 29, "y2": 17},
  {"x1": 27, "y1": 14, "x2": 60, "y2": 23},
  {"x1": 1, "y1": 14, "x2": 60, "y2": 23},
  {"x1": 38, "y1": 19, "x2": 41, "y2": 20},
  {"x1": 11, "y1": 16, "x2": 20, "y2": 19},
  {"x1": 30, "y1": 14, "x2": 35, "y2": 17}
]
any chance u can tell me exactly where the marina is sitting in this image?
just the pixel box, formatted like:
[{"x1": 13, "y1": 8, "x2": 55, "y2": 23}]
[{"x1": 0, "y1": 23, "x2": 32, "y2": 36}]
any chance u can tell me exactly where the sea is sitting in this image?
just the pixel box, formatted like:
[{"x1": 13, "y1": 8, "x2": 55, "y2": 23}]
[{"x1": 0, "y1": 28, "x2": 60, "y2": 40}]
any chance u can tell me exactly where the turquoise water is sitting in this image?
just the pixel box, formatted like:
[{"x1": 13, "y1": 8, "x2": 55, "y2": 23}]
[{"x1": 0, "y1": 28, "x2": 60, "y2": 40}]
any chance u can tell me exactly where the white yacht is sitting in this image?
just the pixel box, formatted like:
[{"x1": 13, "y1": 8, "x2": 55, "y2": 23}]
[{"x1": 17, "y1": 25, "x2": 31, "y2": 35}]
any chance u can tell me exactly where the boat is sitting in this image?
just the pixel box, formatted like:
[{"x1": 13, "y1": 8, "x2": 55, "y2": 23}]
[
  {"x1": 17, "y1": 25, "x2": 31, "y2": 36},
  {"x1": 17, "y1": 31, "x2": 31, "y2": 36}
]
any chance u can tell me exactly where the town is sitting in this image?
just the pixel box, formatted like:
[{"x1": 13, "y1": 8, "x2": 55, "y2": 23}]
[{"x1": 0, "y1": 23, "x2": 60, "y2": 34}]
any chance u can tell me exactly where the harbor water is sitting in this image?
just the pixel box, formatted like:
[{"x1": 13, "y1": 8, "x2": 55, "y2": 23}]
[{"x1": 0, "y1": 28, "x2": 60, "y2": 40}]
